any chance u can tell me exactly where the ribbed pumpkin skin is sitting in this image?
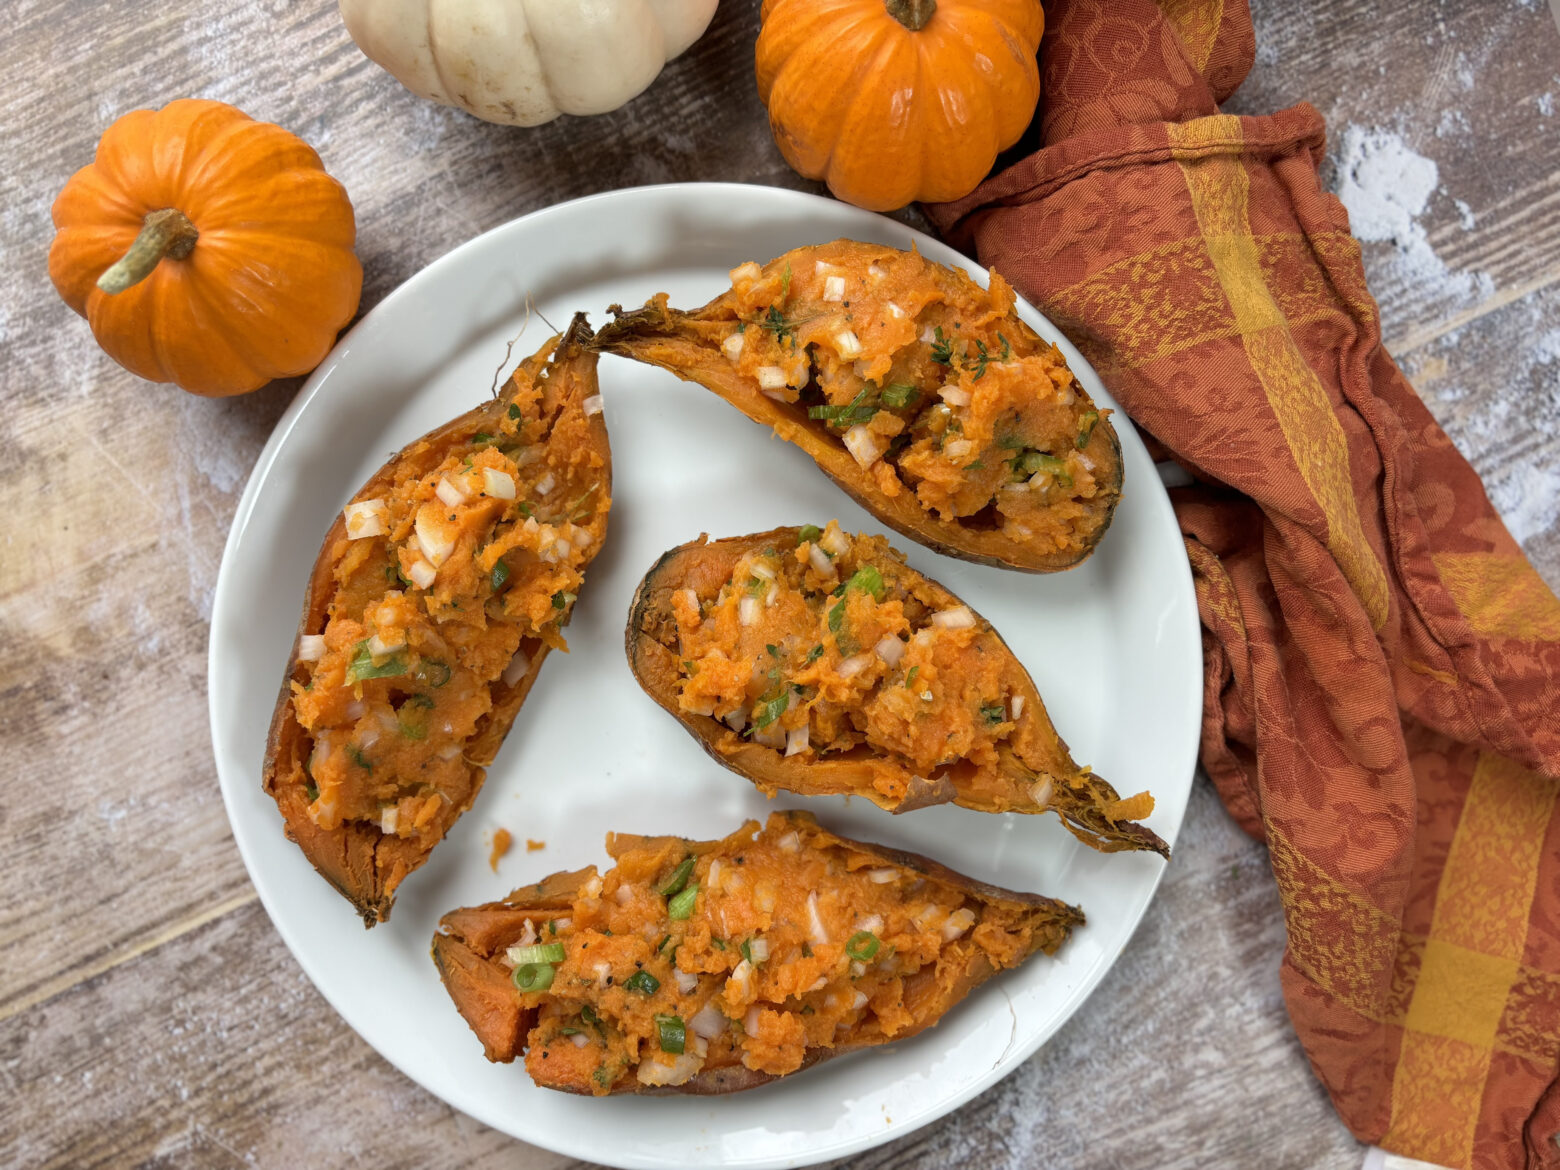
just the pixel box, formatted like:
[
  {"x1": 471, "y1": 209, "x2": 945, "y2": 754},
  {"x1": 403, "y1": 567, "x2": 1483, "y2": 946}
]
[
  {"x1": 755, "y1": 0, "x2": 1044, "y2": 212},
  {"x1": 49, "y1": 100, "x2": 363, "y2": 397}
]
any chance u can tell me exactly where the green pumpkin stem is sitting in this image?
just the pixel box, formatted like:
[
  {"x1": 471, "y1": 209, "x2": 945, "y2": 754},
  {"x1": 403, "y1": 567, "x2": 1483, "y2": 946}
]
[
  {"x1": 96, "y1": 208, "x2": 199, "y2": 295},
  {"x1": 885, "y1": 0, "x2": 936, "y2": 31}
]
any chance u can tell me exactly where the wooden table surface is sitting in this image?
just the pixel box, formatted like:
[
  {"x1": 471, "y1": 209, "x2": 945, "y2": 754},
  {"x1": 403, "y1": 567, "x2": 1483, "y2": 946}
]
[{"x1": 3, "y1": 2, "x2": 1557, "y2": 1167}]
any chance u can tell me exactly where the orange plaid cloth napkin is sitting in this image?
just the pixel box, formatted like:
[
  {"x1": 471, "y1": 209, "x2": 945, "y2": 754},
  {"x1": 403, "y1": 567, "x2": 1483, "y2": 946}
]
[{"x1": 927, "y1": 2, "x2": 1560, "y2": 1166}]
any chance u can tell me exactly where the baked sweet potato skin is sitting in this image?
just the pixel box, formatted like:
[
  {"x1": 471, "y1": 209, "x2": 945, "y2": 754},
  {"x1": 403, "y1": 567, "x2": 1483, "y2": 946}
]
[
  {"x1": 626, "y1": 526, "x2": 1168, "y2": 857},
  {"x1": 594, "y1": 239, "x2": 1123, "y2": 574},
  {"x1": 263, "y1": 316, "x2": 611, "y2": 926},
  {"x1": 432, "y1": 810, "x2": 1084, "y2": 1094}
]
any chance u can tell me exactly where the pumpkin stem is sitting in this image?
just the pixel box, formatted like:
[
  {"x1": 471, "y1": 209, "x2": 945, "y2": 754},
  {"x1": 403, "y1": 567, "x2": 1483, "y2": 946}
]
[
  {"x1": 885, "y1": 0, "x2": 936, "y2": 31},
  {"x1": 96, "y1": 209, "x2": 200, "y2": 295}
]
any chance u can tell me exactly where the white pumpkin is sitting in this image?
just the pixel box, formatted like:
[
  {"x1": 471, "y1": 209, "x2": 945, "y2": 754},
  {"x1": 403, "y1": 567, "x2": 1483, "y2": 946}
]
[{"x1": 340, "y1": 0, "x2": 719, "y2": 127}]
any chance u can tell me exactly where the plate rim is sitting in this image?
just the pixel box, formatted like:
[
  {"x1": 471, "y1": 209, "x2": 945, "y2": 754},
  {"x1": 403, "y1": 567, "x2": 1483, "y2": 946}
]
[{"x1": 208, "y1": 180, "x2": 1202, "y2": 1170}]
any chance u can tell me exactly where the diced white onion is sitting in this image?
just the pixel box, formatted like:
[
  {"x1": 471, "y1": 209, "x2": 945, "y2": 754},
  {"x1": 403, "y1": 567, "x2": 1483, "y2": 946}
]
[
  {"x1": 414, "y1": 508, "x2": 455, "y2": 568},
  {"x1": 571, "y1": 1032, "x2": 589, "y2": 1048},
  {"x1": 755, "y1": 365, "x2": 788, "y2": 390},
  {"x1": 814, "y1": 261, "x2": 831, "y2": 275},
  {"x1": 808, "y1": 544, "x2": 835, "y2": 576},
  {"x1": 739, "y1": 596, "x2": 760, "y2": 627},
  {"x1": 482, "y1": 468, "x2": 516, "y2": 500},
  {"x1": 942, "y1": 908, "x2": 977, "y2": 941},
  {"x1": 731, "y1": 260, "x2": 761, "y2": 284},
  {"x1": 614, "y1": 885, "x2": 633, "y2": 905},
  {"x1": 1079, "y1": 452, "x2": 1096, "y2": 471},
  {"x1": 886, "y1": 301, "x2": 905, "y2": 319},
  {"x1": 368, "y1": 631, "x2": 405, "y2": 657},
  {"x1": 582, "y1": 874, "x2": 603, "y2": 899},
  {"x1": 435, "y1": 476, "x2": 467, "y2": 508},
  {"x1": 744, "y1": 1006, "x2": 762, "y2": 1036},
  {"x1": 834, "y1": 329, "x2": 862, "y2": 359},
  {"x1": 930, "y1": 606, "x2": 976, "y2": 630},
  {"x1": 754, "y1": 723, "x2": 786, "y2": 750},
  {"x1": 636, "y1": 1050, "x2": 705, "y2": 1087},
  {"x1": 437, "y1": 743, "x2": 462, "y2": 761},
  {"x1": 843, "y1": 424, "x2": 885, "y2": 468},
  {"x1": 748, "y1": 937, "x2": 770, "y2": 962},
  {"x1": 874, "y1": 636, "x2": 904, "y2": 667},
  {"x1": 722, "y1": 332, "x2": 745, "y2": 361},
  {"x1": 534, "y1": 471, "x2": 556, "y2": 496},
  {"x1": 940, "y1": 385, "x2": 971, "y2": 408},
  {"x1": 593, "y1": 962, "x2": 612, "y2": 989},
  {"x1": 920, "y1": 324, "x2": 937, "y2": 344},
  {"x1": 379, "y1": 806, "x2": 398, "y2": 834},
  {"x1": 868, "y1": 264, "x2": 886, "y2": 281},
  {"x1": 729, "y1": 959, "x2": 754, "y2": 997},
  {"x1": 823, "y1": 275, "x2": 846, "y2": 302},
  {"x1": 1030, "y1": 775, "x2": 1053, "y2": 811},
  {"x1": 408, "y1": 559, "x2": 437, "y2": 589},
  {"x1": 514, "y1": 919, "x2": 538, "y2": 950},
  {"x1": 708, "y1": 859, "x2": 722, "y2": 888},
  {"x1": 724, "y1": 709, "x2": 748, "y2": 732},
  {"x1": 298, "y1": 635, "x2": 327, "y2": 662},
  {"x1": 553, "y1": 917, "x2": 571, "y2": 931},
  {"x1": 342, "y1": 499, "x2": 388, "y2": 540},
  {"x1": 345, "y1": 700, "x2": 366, "y2": 720},
  {"x1": 777, "y1": 831, "x2": 801, "y2": 853},
  {"x1": 852, "y1": 990, "x2": 869, "y2": 1010},
  {"x1": 866, "y1": 868, "x2": 898, "y2": 884},
  {"x1": 677, "y1": 588, "x2": 700, "y2": 612},
  {"x1": 819, "y1": 527, "x2": 850, "y2": 558},
  {"x1": 750, "y1": 561, "x2": 775, "y2": 581},
  {"x1": 785, "y1": 726, "x2": 810, "y2": 756},
  {"x1": 806, "y1": 891, "x2": 829, "y2": 945},
  {"x1": 675, "y1": 968, "x2": 699, "y2": 994},
  {"x1": 1011, "y1": 695, "x2": 1026, "y2": 720},
  {"x1": 690, "y1": 1002, "x2": 727, "y2": 1040},
  {"x1": 583, "y1": 394, "x2": 604, "y2": 417},
  {"x1": 761, "y1": 389, "x2": 789, "y2": 402},
  {"x1": 357, "y1": 728, "x2": 380, "y2": 750},
  {"x1": 944, "y1": 439, "x2": 974, "y2": 460},
  {"x1": 765, "y1": 582, "x2": 779, "y2": 606},
  {"x1": 850, "y1": 960, "x2": 865, "y2": 978},
  {"x1": 837, "y1": 653, "x2": 874, "y2": 679},
  {"x1": 912, "y1": 903, "x2": 942, "y2": 931}
]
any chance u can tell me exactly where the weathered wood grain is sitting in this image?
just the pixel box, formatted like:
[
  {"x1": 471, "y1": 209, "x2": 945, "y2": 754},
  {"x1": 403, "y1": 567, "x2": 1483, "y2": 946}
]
[{"x1": 0, "y1": 0, "x2": 1555, "y2": 1166}]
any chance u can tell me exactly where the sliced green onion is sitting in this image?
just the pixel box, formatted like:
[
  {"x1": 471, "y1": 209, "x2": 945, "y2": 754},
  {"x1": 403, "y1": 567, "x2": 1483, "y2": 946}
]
[
  {"x1": 345, "y1": 640, "x2": 408, "y2": 685},
  {"x1": 796, "y1": 524, "x2": 822, "y2": 546},
  {"x1": 845, "y1": 565, "x2": 886, "y2": 602},
  {"x1": 1016, "y1": 451, "x2": 1073, "y2": 486},
  {"x1": 581, "y1": 1004, "x2": 599, "y2": 1025},
  {"x1": 417, "y1": 659, "x2": 451, "y2": 688},
  {"x1": 512, "y1": 962, "x2": 554, "y2": 992},
  {"x1": 655, "y1": 1014, "x2": 686, "y2": 1054},
  {"x1": 491, "y1": 560, "x2": 511, "y2": 592},
  {"x1": 881, "y1": 382, "x2": 918, "y2": 409},
  {"x1": 1076, "y1": 410, "x2": 1100, "y2": 450},
  {"x1": 828, "y1": 600, "x2": 846, "y2": 634},
  {"x1": 904, "y1": 665, "x2": 920, "y2": 689},
  {"x1": 668, "y1": 883, "x2": 699, "y2": 920},
  {"x1": 507, "y1": 404, "x2": 522, "y2": 420},
  {"x1": 551, "y1": 590, "x2": 576, "y2": 610},
  {"x1": 739, "y1": 940, "x2": 753, "y2": 964},
  {"x1": 508, "y1": 942, "x2": 566, "y2": 965},
  {"x1": 846, "y1": 931, "x2": 881, "y2": 961},
  {"x1": 623, "y1": 970, "x2": 660, "y2": 995},
  {"x1": 710, "y1": 937, "x2": 727, "y2": 951},
  {"x1": 472, "y1": 431, "x2": 495, "y2": 445},
  {"x1": 980, "y1": 703, "x2": 1006, "y2": 724},
  {"x1": 397, "y1": 716, "x2": 427, "y2": 740},
  {"x1": 659, "y1": 856, "x2": 696, "y2": 897}
]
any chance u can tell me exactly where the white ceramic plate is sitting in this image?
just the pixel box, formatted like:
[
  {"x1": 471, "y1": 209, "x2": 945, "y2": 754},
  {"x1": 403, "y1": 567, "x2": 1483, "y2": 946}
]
[{"x1": 209, "y1": 183, "x2": 1201, "y2": 1170}]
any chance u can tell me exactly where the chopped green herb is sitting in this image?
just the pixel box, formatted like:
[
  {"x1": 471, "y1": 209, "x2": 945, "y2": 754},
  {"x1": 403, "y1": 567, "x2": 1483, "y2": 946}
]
[
  {"x1": 551, "y1": 590, "x2": 577, "y2": 610},
  {"x1": 753, "y1": 689, "x2": 789, "y2": 731},
  {"x1": 518, "y1": 501, "x2": 534, "y2": 518},
  {"x1": 345, "y1": 640, "x2": 408, "y2": 685},
  {"x1": 766, "y1": 643, "x2": 781, "y2": 658},
  {"x1": 804, "y1": 644, "x2": 825, "y2": 665},
  {"x1": 549, "y1": 919, "x2": 558, "y2": 935},
  {"x1": 780, "y1": 260, "x2": 792, "y2": 303},
  {"x1": 1016, "y1": 451, "x2": 1073, "y2": 486},
  {"x1": 967, "y1": 339, "x2": 992, "y2": 381},
  {"x1": 558, "y1": 1026, "x2": 582, "y2": 1036},
  {"x1": 797, "y1": 524, "x2": 822, "y2": 546},
  {"x1": 623, "y1": 970, "x2": 661, "y2": 995},
  {"x1": 739, "y1": 940, "x2": 753, "y2": 964},
  {"x1": 507, "y1": 404, "x2": 522, "y2": 420},
  {"x1": 655, "y1": 1014, "x2": 686, "y2": 1055},
  {"x1": 472, "y1": 432, "x2": 495, "y2": 445},
  {"x1": 904, "y1": 665, "x2": 920, "y2": 690},
  {"x1": 807, "y1": 386, "x2": 877, "y2": 427},
  {"x1": 1076, "y1": 410, "x2": 1100, "y2": 450},
  {"x1": 980, "y1": 703, "x2": 1006, "y2": 724},
  {"x1": 998, "y1": 332, "x2": 1012, "y2": 360},
  {"x1": 304, "y1": 783, "x2": 319, "y2": 802},
  {"x1": 846, "y1": 931, "x2": 881, "y2": 961},
  {"x1": 828, "y1": 600, "x2": 847, "y2": 635},
  {"x1": 930, "y1": 327, "x2": 954, "y2": 365},
  {"x1": 658, "y1": 856, "x2": 696, "y2": 898},
  {"x1": 881, "y1": 382, "x2": 919, "y2": 409},
  {"x1": 710, "y1": 937, "x2": 727, "y2": 951},
  {"x1": 668, "y1": 883, "x2": 699, "y2": 920},
  {"x1": 397, "y1": 715, "x2": 427, "y2": 741},
  {"x1": 346, "y1": 745, "x2": 372, "y2": 772},
  {"x1": 512, "y1": 962, "x2": 554, "y2": 992},
  {"x1": 490, "y1": 560, "x2": 511, "y2": 592}
]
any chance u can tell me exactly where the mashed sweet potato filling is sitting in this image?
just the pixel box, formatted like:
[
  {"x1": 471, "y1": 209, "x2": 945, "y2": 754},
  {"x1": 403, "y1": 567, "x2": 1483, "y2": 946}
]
[
  {"x1": 490, "y1": 813, "x2": 1074, "y2": 1093},
  {"x1": 670, "y1": 521, "x2": 1031, "y2": 807},
  {"x1": 692, "y1": 243, "x2": 1108, "y2": 557},
  {"x1": 288, "y1": 363, "x2": 609, "y2": 840}
]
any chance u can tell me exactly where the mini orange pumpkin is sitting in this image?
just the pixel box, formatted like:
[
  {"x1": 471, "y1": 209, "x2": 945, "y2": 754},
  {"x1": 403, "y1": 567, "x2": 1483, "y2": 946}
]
[
  {"x1": 755, "y1": 0, "x2": 1045, "y2": 213},
  {"x1": 49, "y1": 99, "x2": 363, "y2": 397}
]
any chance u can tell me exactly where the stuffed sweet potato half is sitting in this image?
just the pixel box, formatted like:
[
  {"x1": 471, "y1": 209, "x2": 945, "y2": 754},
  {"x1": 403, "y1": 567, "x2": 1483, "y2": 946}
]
[
  {"x1": 626, "y1": 523, "x2": 1168, "y2": 856},
  {"x1": 594, "y1": 239, "x2": 1122, "y2": 573},
  {"x1": 432, "y1": 810, "x2": 1083, "y2": 1093},
  {"x1": 263, "y1": 316, "x2": 612, "y2": 926}
]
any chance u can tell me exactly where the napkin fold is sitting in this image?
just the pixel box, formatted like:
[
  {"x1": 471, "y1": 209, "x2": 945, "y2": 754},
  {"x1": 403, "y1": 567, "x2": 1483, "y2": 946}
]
[{"x1": 927, "y1": 3, "x2": 1560, "y2": 1166}]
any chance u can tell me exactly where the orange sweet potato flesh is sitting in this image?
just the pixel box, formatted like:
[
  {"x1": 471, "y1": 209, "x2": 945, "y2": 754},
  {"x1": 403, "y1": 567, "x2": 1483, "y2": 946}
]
[
  {"x1": 626, "y1": 524, "x2": 1168, "y2": 857},
  {"x1": 593, "y1": 239, "x2": 1123, "y2": 573},
  {"x1": 264, "y1": 316, "x2": 612, "y2": 926},
  {"x1": 432, "y1": 810, "x2": 1084, "y2": 1094}
]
